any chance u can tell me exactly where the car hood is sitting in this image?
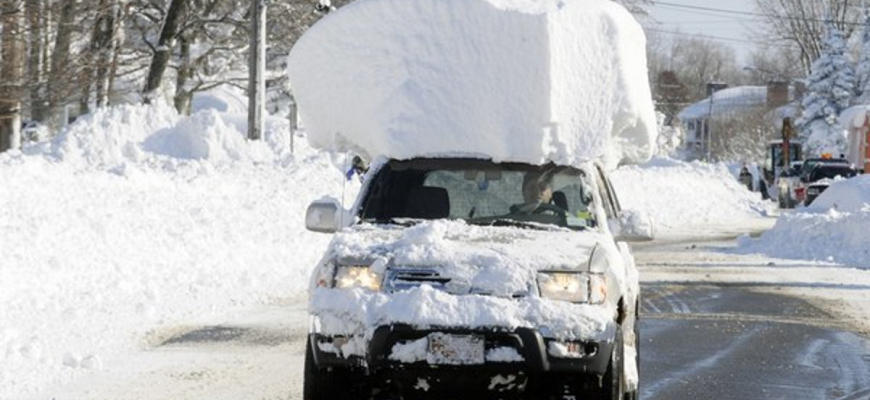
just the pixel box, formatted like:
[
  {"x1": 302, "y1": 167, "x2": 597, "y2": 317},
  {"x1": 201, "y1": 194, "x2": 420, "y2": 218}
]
[{"x1": 325, "y1": 220, "x2": 607, "y2": 297}]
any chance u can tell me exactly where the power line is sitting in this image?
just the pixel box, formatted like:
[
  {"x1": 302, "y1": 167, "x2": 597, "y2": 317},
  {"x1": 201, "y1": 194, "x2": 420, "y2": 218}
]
[
  {"x1": 653, "y1": 1, "x2": 868, "y2": 27},
  {"x1": 644, "y1": 27, "x2": 796, "y2": 48}
]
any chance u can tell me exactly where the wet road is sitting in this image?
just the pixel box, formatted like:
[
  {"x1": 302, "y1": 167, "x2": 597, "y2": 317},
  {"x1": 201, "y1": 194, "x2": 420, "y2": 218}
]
[{"x1": 637, "y1": 243, "x2": 870, "y2": 400}]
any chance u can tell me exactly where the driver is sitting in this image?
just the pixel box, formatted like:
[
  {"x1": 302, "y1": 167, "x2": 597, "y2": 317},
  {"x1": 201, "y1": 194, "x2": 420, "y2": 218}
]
[{"x1": 510, "y1": 170, "x2": 561, "y2": 215}]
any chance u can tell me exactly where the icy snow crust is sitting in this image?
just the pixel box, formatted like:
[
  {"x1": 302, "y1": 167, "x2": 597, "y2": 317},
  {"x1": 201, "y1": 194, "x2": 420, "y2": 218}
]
[
  {"x1": 287, "y1": 0, "x2": 656, "y2": 169},
  {"x1": 310, "y1": 220, "x2": 620, "y2": 344}
]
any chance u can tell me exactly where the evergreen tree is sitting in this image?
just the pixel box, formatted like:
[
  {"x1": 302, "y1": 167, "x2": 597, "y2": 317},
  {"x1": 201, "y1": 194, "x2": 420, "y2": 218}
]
[
  {"x1": 856, "y1": 7, "x2": 870, "y2": 104},
  {"x1": 797, "y1": 20, "x2": 855, "y2": 156}
]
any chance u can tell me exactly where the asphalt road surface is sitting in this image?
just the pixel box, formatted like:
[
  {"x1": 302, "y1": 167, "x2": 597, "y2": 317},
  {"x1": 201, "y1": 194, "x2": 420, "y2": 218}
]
[{"x1": 40, "y1": 239, "x2": 870, "y2": 400}]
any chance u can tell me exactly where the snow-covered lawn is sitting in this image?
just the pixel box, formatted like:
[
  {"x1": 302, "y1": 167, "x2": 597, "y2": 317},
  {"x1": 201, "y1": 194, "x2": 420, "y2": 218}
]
[
  {"x1": 0, "y1": 104, "x2": 351, "y2": 398},
  {"x1": 738, "y1": 175, "x2": 870, "y2": 269}
]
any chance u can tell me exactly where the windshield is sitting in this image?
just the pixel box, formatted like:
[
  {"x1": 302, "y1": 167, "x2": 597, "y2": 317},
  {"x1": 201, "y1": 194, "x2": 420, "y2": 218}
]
[
  {"x1": 810, "y1": 166, "x2": 856, "y2": 181},
  {"x1": 359, "y1": 159, "x2": 597, "y2": 230}
]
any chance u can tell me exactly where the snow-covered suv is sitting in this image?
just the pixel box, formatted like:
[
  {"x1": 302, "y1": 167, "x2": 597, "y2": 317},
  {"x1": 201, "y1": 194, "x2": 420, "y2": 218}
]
[{"x1": 303, "y1": 157, "x2": 652, "y2": 400}]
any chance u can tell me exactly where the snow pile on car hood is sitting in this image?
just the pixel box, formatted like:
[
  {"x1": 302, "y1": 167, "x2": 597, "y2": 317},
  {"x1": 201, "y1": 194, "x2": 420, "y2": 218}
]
[
  {"x1": 287, "y1": 0, "x2": 656, "y2": 169},
  {"x1": 739, "y1": 176, "x2": 870, "y2": 269},
  {"x1": 611, "y1": 158, "x2": 775, "y2": 236},
  {"x1": 309, "y1": 220, "x2": 624, "y2": 341}
]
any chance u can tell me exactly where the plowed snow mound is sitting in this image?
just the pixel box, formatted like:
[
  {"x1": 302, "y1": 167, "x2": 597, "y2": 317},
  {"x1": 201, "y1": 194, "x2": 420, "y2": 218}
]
[{"x1": 611, "y1": 158, "x2": 774, "y2": 234}]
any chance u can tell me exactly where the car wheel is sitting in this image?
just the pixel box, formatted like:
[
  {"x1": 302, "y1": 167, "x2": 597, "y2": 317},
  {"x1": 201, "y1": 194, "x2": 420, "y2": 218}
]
[
  {"x1": 304, "y1": 341, "x2": 366, "y2": 400},
  {"x1": 600, "y1": 326, "x2": 625, "y2": 400},
  {"x1": 623, "y1": 304, "x2": 640, "y2": 400}
]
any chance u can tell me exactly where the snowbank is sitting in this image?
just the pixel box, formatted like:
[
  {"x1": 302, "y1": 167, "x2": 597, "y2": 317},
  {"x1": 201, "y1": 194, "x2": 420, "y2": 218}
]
[
  {"x1": 739, "y1": 176, "x2": 870, "y2": 268},
  {"x1": 808, "y1": 175, "x2": 870, "y2": 212},
  {"x1": 288, "y1": 0, "x2": 656, "y2": 169},
  {"x1": 610, "y1": 158, "x2": 774, "y2": 236},
  {"x1": 0, "y1": 104, "x2": 354, "y2": 398}
]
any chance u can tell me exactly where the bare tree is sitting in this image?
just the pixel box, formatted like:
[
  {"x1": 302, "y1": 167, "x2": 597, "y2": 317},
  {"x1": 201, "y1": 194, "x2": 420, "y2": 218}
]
[
  {"x1": 47, "y1": 0, "x2": 77, "y2": 125},
  {"x1": 0, "y1": 0, "x2": 25, "y2": 152},
  {"x1": 142, "y1": 0, "x2": 188, "y2": 102},
  {"x1": 754, "y1": 0, "x2": 861, "y2": 74}
]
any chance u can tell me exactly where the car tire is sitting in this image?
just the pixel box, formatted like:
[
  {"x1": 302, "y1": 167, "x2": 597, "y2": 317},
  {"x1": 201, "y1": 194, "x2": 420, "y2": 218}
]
[
  {"x1": 303, "y1": 341, "x2": 366, "y2": 400},
  {"x1": 624, "y1": 304, "x2": 640, "y2": 400},
  {"x1": 600, "y1": 326, "x2": 625, "y2": 400}
]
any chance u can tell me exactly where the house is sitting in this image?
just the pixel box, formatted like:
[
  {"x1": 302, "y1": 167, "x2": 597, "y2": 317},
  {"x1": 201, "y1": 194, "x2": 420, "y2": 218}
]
[{"x1": 677, "y1": 81, "x2": 797, "y2": 160}]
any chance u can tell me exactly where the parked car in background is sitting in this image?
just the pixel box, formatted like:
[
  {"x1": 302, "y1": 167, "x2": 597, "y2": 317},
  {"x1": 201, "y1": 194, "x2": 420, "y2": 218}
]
[
  {"x1": 792, "y1": 158, "x2": 852, "y2": 206},
  {"x1": 775, "y1": 161, "x2": 804, "y2": 208},
  {"x1": 804, "y1": 164, "x2": 860, "y2": 206}
]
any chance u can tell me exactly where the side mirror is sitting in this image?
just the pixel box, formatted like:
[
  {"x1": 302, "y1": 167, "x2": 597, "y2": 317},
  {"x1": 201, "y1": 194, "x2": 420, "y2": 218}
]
[
  {"x1": 306, "y1": 197, "x2": 345, "y2": 233},
  {"x1": 609, "y1": 209, "x2": 654, "y2": 243}
]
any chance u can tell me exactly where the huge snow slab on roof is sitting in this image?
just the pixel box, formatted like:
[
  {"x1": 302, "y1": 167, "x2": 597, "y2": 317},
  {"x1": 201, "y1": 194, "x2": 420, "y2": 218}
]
[{"x1": 287, "y1": 0, "x2": 656, "y2": 169}]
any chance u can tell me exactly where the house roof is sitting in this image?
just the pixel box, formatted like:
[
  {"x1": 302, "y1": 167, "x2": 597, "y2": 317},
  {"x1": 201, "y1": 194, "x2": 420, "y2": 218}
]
[{"x1": 677, "y1": 86, "x2": 769, "y2": 121}]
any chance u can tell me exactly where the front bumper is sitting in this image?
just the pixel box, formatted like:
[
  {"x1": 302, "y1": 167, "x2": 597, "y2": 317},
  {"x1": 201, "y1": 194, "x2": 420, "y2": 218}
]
[{"x1": 309, "y1": 324, "x2": 615, "y2": 376}]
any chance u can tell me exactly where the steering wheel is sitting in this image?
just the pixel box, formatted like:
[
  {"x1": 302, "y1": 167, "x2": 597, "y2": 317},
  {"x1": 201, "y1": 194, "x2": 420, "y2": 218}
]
[{"x1": 532, "y1": 203, "x2": 569, "y2": 216}]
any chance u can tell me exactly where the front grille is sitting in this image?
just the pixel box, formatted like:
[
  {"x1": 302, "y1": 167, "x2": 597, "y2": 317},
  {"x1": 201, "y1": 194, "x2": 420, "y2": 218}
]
[{"x1": 384, "y1": 268, "x2": 453, "y2": 292}]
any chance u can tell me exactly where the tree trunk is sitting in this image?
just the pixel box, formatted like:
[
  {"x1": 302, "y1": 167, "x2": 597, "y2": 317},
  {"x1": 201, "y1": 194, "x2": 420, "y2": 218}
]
[
  {"x1": 48, "y1": 0, "x2": 76, "y2": 124},
  {"x1": 142, "y1": 0, "x2": 189, "y2": 102},
  {"x1": 173, "y1": 36, "x2": 193, "y2": 115},
  {"x1": 94, "y1": 0, "x2": 117, "y2": 108},
  {"x1": 0, "y1": 0, "x2": 25, "y2": 152},
  {"x1": 26, "y1": 0, "x2": 48, "y2": 122}
]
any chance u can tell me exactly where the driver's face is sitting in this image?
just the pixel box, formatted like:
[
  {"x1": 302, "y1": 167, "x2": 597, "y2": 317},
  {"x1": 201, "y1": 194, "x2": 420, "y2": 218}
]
[{"x1": 540, "y1": 186, "x2": 553, "y2": 203}]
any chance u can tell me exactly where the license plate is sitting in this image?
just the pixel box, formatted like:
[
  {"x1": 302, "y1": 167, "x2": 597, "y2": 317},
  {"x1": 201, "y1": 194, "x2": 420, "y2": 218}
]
[{"x1": 427, "y1": 333, "x2": 485, "y2": 365}]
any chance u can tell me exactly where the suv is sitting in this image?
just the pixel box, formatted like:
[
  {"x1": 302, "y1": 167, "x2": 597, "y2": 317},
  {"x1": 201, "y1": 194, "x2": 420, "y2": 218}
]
[
  {"x1": 303, "y1": 158, "x2": 651, "y2": 400},
  {"x1": 803, "y1": 164, "x2": 859, "y2": 206}
]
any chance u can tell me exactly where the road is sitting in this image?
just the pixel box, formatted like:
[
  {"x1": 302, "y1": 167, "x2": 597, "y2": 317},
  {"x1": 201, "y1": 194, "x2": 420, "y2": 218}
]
[{"x1": 39, "y1": 238, "x2": 870, "y2": 400}]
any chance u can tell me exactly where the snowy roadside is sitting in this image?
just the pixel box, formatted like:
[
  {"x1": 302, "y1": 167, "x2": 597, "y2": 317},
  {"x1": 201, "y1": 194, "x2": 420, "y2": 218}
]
[
  {"x1": 0, "y1": 103, "x2": 355, "y2": 399},
  {"x1": 737, "y1": 176, "x2": 870, "y2": 269},
  {"x1": 611, "y1": 157, "x2": 777, "y2": 239}
]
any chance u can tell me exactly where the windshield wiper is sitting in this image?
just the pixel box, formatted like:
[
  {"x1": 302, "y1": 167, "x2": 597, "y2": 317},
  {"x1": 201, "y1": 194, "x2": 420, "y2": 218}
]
[
  {"x1": 362, "y1": 217, "x2": 425, "y2": 227},
  {"x1": 467, "y1": 218, "x2": 553, "y2": 230}
]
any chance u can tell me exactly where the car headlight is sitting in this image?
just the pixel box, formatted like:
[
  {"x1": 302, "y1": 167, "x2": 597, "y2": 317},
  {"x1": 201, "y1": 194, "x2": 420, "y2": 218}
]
[
  {"x1": 537, "y1": 272, "x2": 606, "y2": 304},
  {"x1": 334, "y1": 265, "x2": 382, "y2": 291}
]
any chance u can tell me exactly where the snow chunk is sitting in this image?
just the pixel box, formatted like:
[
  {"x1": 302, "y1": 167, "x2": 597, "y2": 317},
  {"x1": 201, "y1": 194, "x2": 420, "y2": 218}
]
[
  {"x1": 485, "y1": 347, "x2": 524, "y2": 363},
  {"x1": 288, "y1": 0, "x2": 656, "y2": 169},
  {"x1": 389, "y1": 338, "x2": 429, "y2": 363}
]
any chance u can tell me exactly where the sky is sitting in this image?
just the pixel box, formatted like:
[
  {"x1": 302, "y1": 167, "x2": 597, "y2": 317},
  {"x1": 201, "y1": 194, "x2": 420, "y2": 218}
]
[{"x1": 643, "y1": 0, "x2": 761, "y2": 65}]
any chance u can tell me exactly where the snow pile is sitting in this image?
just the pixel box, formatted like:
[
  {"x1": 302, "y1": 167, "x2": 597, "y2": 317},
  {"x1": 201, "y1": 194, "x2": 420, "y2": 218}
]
[
  {"x1": 809, "y1": 175, "x2": 870, "y2": 212},
  {"x1": 0, "y1": 104, "x2": 352, "y2": 398},
  {"x1": 611, "y1": 158, "x2": 774, "y2": 235},
  {"x1": 739, "y1": 176, "x2": 870, "y2": 268},
  {"x1": 288, "y1": 0, "x2": 656, "y2": 169}
]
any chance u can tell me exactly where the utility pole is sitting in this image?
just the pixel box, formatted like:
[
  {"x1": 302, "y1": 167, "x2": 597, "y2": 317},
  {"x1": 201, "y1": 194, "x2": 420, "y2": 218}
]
[{"x1": 248, "y1": 0, "x2": 267, "y2": 141}]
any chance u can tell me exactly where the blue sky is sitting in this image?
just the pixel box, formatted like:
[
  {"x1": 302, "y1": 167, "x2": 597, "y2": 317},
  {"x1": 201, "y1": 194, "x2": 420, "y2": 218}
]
[{"x1": 644, "y1": 0, "x2": 759, "y2": 64}]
